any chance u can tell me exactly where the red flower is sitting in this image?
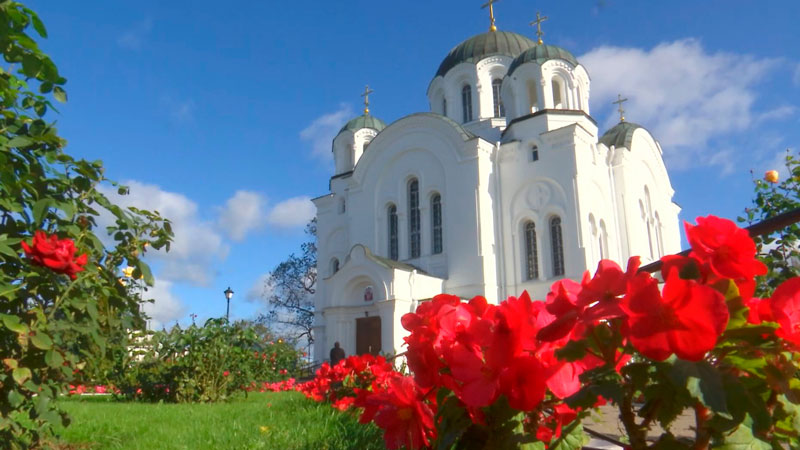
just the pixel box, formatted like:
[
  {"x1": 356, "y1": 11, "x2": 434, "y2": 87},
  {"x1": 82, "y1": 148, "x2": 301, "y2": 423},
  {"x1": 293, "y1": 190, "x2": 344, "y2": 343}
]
[
  {"x1": 22, "y1": 231, "x2": 88, "y2": 280},
  {"x1": 362, "y1": 376, "x2": 436, "y2": 450},
  {"x1": 685, "y1": 216, "x2": 767, "y2": 298},
  {"x1": 223, "y1": 370, "x2": 230, "y2": 377},
  {"x1": 498, "y1": 355, "x2": 546, "y2": 411},
  {"x1": 769, "y1": 277, "x2": 800, "y2": 347},
  {"x1": 622, "y1": 270, "x2": 729, "y2": 361}
]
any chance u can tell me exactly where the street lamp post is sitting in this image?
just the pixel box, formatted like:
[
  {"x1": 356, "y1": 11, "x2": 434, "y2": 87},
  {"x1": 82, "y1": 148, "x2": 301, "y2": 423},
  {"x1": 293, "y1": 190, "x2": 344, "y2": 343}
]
[{"x1": 223, "y1": 287, "x2": 234, "y2": 321}]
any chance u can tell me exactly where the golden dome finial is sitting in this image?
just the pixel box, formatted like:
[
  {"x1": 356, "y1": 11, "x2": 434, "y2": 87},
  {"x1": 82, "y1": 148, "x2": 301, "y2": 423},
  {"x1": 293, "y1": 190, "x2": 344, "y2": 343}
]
[
  {"x1": 481, "y1": 0, "x2": 499, "y2": 32},
  {"x1": 361, "y1": 85, "x2": 374, "y2": 115},
  {"x1": 613, "y1": 94, "x2": 628, "y2": 122},
  {"x1": 529, "y1": 11, "x2": 548, "y2": 45}
]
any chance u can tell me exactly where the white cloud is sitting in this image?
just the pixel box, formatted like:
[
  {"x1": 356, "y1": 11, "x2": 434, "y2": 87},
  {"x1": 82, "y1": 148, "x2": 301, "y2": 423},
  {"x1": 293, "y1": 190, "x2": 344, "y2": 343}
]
[
  {"x1": 267, "y1": 196, "x2": 315, "y2": 228},
  {"x1": 100, "y1": 180, "x2": 229, "y2": 286},
  {"x1": 756, "y1": 105, "x2": 797, "y2": 123},
  {"x1": 218, "y1": 190, "x2": 267, "y2": 241},
  {"x1": 141, "y1": 278, "x2": 186, "y2": 330},
  {"x1": 300, "y1": 104, "x2": 353, "y2": 160},
  {"x1": 117, "y1": 19, "x2": 153, "y2": 50},
  {"x1": 245, "y1": 273, "x2": 273, "y2": 303},
  {"x1": 580, "y1": 39, "x2": 781, "y2": 170}
]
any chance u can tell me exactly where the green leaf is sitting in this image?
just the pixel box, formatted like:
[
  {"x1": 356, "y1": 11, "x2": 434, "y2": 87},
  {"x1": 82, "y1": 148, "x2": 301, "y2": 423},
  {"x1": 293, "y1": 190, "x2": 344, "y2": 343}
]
[
  {"x1": 32, "y1": 197, "x2": 53, "y2": 225},
  {"x1": 1, "y1": 314, "x2": 29, "y2": 334},
  {"x1": 549, "y1": 423, "x2": 588, "y2": 450},
  {"x1": 7, "y1": 390, "x2": 24, "y2": 408},
  {"x1": 716, "y1": 421, "x2": 771, "y2": 449},
  {"x1": 136, "y1": 260, "x2": 154, "y2": 286},
  {"x1": 29, "y1": 13, "x2": 48, "y2": 38},
  {"x1": 669, "y1": 360, "x2": 730, "y2": 418},
  {"x1": 12, "y1": 367, "x2": 32, "y2": 384},
  {"x1": 31, "y1": 332, "x2": 53, "y2": 350},
  {"x1": 53, "y1": 86, "x2": 66, "y2": 102},
  {"x1": 44, "y1": 350, "x2": 63, "y2": 368}
]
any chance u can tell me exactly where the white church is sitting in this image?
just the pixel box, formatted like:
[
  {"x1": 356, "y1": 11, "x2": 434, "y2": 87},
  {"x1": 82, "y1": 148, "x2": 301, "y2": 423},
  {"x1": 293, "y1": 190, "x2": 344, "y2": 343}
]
[{"x1": 311, "y1": 11, "x2": 681, "y2": 362}]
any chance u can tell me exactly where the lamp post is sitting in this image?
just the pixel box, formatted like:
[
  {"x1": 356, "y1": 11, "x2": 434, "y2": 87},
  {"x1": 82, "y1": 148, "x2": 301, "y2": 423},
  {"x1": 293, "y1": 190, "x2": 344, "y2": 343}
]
[{"x1": 223, "y1": 286, "x2": 234, "y2": 321}]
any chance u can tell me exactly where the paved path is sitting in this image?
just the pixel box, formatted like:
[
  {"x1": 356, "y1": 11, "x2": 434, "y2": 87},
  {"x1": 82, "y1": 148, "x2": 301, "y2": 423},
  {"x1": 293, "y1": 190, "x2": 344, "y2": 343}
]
[{"x1": 580, "y1": 404, "x2": 696, "y2": 449}]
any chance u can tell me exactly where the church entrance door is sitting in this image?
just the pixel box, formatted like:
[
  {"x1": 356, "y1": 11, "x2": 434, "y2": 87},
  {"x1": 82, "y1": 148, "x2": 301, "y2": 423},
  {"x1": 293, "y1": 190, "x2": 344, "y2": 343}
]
[{"x1": 356, "y1": 316, "x2": 381, "y2": 355}]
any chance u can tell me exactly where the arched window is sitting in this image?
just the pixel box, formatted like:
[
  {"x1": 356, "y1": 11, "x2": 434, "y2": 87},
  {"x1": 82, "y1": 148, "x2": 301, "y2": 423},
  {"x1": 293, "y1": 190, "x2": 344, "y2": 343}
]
[
  {"x1": 388, "y1": 204, "x2": 398, "y2": 260},
  {"x1": 492, "y1": 79, "x2": 504, "y2": 118},
  {"x1": 599, "y1": 220, "x2": 608, "y2": 260},
  {"x1": 331, "y1": 258, "x2": 340, "y2": 275},
  {"x1": 530, "y1": 145, "x2": 539, "y2": 162},
  {"x1": 551, "y1": 77, "x2": 564, "y2": 109},
  {"x1": 408, "y1": 179, "x2": 421, "y2": 258},
  {"x1": 524, "y1": 221, "x2": 539, "y2": 280},
  {"x1": 550, "y1": 216, "x2": 565, "y2": 276},
  {"x1": 461, "y1": 84, "x2": 473, "y2": 123},
  {"x1": 431, "y1": 194, "x2": 443, "y2": 254},
  {"x1": 527, "y1": 79, "x2": 539, "y2": 113}
]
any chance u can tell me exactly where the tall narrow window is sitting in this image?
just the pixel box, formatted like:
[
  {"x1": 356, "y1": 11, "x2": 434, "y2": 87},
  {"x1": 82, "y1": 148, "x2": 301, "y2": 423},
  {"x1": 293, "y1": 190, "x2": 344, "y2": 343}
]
[
  {"x1": 531, "y1": 145, "x2": 539, "y2": 162},
  {"x1": 599, "y1": 220, "x2": 608, "y2": 260},
  {"x1": 492, "y1": 79, "x2": 504, "y2": 118},
  {"x1": 431, "y1": 194, "x2": 442, "y2": 254},
  {"x1": 527, "y1": 80, "x2": 539, "y2": 113},
  {"x1": 524, "y1": 221, "x2": 539, "y2": 280},
  {"x1": 331, "y1": 258, "x2": 340, "y2": 275},
  {"x1": 442, "y1": 98, "x2": 447, "y2": 116},
  {"x1": 552, "y1": 77, "x2": 564, "y2": 109},
  {"x1": 550, "y1": 216, "x2": 565, "y2": 276},
  {"x1": 645, "y1": 187, "x2": 654, "y2": 259},
  {"x1": 408, "y1": 179, "x2": 420, "y2": 258},
  {"x1": 655, "y1": 213, "x2": 664, "y2": 258},
  {"x1": 388, "y1": 204, "x2": 398, "y2": 260},
  {"x1": 461, "y1": 85, "x2": 473, "y2": 123}
]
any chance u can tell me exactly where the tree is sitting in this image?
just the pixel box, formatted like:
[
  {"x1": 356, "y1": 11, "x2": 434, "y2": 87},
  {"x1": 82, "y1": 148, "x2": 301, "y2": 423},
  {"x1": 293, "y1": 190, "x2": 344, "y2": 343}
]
[
  {"x1": 740, "y1": 149, "x2": 800, "y2": 296},
  {"x1": 260, "y1": 219, "x2": 316, "y2": 345},
  {"x1": 0, "y1": 2, "x2": 172, "y2": 446}
]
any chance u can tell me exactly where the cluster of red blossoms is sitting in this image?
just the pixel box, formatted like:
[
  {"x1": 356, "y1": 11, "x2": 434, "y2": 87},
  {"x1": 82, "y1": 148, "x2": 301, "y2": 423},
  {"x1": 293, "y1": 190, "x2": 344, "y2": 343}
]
[
  {"x1": 300, "y1": 216, "x2": 800, "y2": 449},
  {"x1": 22, "y1": 231, "x2": 88, "y2": 280}
]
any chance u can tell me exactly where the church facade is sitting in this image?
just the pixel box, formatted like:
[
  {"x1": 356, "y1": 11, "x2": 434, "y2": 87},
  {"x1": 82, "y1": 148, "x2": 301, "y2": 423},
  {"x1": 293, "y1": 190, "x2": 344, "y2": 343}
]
[{"x1": 311, "y1": 23, "x2": 681, "y2": 362}]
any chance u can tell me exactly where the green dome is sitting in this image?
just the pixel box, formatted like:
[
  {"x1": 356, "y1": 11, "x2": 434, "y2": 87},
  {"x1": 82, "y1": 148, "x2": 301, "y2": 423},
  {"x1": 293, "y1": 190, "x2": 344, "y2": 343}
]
[
  {"x1": 599, "y1": 121, "x2": 644, "y2": 149},
  {"x1": 338, "y1": 114, "x2": 387, "y2": 135},
  {"x1": 507, "y1": 44, "x2": 579, "y2": 76},
  {"x1": 435, "y1": 31, "x2": 536, "y2": 78}
]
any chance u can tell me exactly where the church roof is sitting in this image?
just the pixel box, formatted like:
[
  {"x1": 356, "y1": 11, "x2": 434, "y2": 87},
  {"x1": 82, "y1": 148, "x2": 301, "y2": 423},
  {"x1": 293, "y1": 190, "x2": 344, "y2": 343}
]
[
  {"x1": 338, "y1": 114, "x2": 387, "y2": 135},
  {"x1": 401, "y1": 112, "x2": 477, "y2": 141},
  {"x1": 507, "y1": 44, "x2": 580, "y2": 76},
  {"x1": 435, "y1": 31, "x2": 536, "y2": 78},
  {"x1": 599, "y1": 121, "x2": 645, "y2": 149}
]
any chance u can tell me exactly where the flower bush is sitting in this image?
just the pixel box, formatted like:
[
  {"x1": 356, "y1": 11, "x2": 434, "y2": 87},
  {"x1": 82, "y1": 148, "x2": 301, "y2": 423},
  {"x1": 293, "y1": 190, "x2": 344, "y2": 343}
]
[
  {"x1": 301, "y1": 216, "x2": 800, "y2": 450},
  {"x1": 114, "y1": 319, "x2": 302, "y2": 403}
]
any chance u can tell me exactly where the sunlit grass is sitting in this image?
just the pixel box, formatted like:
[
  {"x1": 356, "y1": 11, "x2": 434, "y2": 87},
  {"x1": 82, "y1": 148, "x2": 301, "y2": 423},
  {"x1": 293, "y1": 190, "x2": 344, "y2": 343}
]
[{"x1": 54, "y1": 392, "x2": 384, "y2": 449}]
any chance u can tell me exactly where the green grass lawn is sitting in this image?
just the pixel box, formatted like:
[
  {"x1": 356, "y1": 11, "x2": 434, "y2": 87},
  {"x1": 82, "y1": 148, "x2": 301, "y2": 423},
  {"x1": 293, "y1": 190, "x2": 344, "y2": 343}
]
[{"x1": 53, "y1": 392, "x2": 385, "y2": 450}]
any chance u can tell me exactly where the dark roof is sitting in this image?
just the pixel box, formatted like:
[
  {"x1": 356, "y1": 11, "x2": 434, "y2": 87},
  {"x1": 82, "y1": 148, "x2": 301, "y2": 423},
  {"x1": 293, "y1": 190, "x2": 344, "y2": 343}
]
[
  {"x1": 599, "y1": 121, "x2": 645, "y2": 149},
  {"x1": 435, "y1": 31, "x2": 536, "y2": 78},
  {"x1": 507, "y1": 44, "x2": 579, "y2": 76},
  {"x1": 338, "y1": 114, "x2": 387, "y2": 134}
]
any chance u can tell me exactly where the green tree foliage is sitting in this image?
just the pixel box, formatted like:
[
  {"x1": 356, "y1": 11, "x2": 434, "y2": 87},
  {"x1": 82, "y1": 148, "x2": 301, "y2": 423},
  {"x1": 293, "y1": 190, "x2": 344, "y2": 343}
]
[
  {"x1": 0, "y1": 2, "x2": 172, "y2": 446},
  {"x1": 261, "y1": 219, "x2": 316, "y2": 343},
  {"x1": 741, "y1": 149, "x2": 800, "y2": 296}
]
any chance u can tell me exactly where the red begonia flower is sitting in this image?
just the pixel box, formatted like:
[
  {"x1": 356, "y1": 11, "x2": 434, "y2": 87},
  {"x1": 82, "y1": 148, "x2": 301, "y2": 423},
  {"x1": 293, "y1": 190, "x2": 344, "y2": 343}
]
[
  {"x1": 368, "y1": 376, "x2": 436, "y2": 450},
  {"x1": 498, "y1": 355, "x2": 546, "y2": 411},
  {"x1": 622, "y1": 270, "x2": 729, "y2": 361},
  {"x1": 22, "y1": 231, "x2": 88, "y2": 280},
  {"x1": 685, "y1": 216, "x2": 767, "y2": 297},
  {"x1": 769, "y1": 277, "x2": 800, "y2": 347}
]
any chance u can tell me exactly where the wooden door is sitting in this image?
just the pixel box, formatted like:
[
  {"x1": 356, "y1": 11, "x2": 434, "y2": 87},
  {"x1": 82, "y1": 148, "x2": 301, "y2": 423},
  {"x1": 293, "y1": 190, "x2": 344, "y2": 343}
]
[{"x1": 356, "y1": 317, "x2": 381, "y2": 355}]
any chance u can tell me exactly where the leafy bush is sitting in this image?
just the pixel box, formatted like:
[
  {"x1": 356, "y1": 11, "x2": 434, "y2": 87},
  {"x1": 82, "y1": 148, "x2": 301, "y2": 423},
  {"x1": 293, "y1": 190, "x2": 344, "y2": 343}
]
[
  {"x1": 0, "y1": 2, "x2": 172, "y2": 447},
  {"x1": 114, "y1": 319, "x2": 302, "y2": 403}
]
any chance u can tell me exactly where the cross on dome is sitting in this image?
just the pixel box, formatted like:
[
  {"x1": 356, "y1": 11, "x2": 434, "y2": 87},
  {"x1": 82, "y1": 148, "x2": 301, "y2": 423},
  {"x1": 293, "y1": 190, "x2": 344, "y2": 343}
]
[
  {"x1": 361, "y1": 85, "x2": 374, "y2": 115},
  {"x1": 613, "y1": 94, "x2": 628, "y2": 122},
  {"x1": 481, "y1": 0, "x2": 500, "y2": 32},
  {"x1": 529, "y1": 11, "x2": 548, "y2": 45}
]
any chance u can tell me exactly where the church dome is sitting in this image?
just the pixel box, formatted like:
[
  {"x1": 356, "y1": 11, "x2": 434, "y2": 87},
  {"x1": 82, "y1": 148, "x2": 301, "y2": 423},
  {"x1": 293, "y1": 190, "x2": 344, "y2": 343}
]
[
  {"x1": 599, "y1": 121, "x2": 644, "y2": 149},
  {"x1": 338, "y1": 114, "x2": 387, "y2": 135},
  {"x1": 507, "y1": 44, "x2": 579, "y2": 76},
  {"x1": 435, "y1": 31, "x2": 536, "y2": 78}
]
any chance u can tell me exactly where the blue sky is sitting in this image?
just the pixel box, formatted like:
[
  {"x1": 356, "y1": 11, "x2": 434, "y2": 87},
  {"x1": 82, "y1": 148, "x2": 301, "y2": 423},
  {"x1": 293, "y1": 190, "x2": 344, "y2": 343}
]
[{"x1": 26, "y1": 1, "x2": 800, "y2": 329}]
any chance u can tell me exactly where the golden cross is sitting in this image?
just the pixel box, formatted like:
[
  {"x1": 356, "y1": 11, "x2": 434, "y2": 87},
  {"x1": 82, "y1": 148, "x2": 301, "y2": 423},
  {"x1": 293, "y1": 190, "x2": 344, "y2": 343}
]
[
  {"x1": 361, "y1": 85, "x2": 374, "y2": 115},
  {"x1": 529, "y1": 11, "x2": 548, "y2": 45},
  {"x1": 481, "y1": 0, "x2": 500, "y2": 32},
  {"x1": 612, "y1": 94, "x2": 628, "y2": 122}
]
